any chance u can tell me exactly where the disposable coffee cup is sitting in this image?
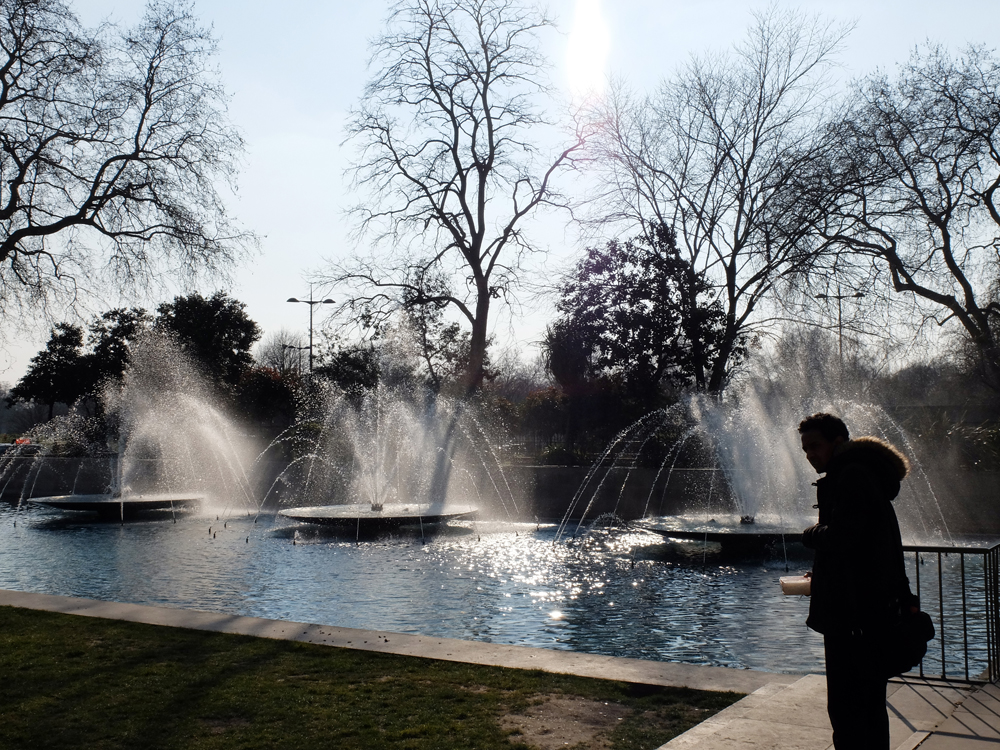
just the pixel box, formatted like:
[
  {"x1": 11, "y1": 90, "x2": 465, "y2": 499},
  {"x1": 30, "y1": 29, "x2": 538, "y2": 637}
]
[{"x1": 780, "y1": 575, "x2": 811, "y2": 596}]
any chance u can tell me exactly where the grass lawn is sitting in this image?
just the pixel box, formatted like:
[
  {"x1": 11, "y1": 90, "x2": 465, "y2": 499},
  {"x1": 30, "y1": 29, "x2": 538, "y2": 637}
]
[{"x1": 0, "y1": 605, "x2": 742, "y2": 750}]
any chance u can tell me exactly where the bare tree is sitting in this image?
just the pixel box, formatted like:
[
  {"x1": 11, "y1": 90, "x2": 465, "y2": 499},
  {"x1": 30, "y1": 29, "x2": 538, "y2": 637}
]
[
  {"x1": 328, "y1": 0, "x2": 584, "y2": 394},
  {"x1": 587, "y1": 8, "x2": 850, "y2": 392},
  {"x1": 483, "y1": 342, "x2": 547, "y2": 402},
  {"x1": 816, "y1": 44, "x2": 1000, "y2": 388},
  {"x1": 255, "y1": 329, "x2": 308, "y2": 374},
  {"x1": 0, "y1": 0, "x2": 253, "y2": 319}
]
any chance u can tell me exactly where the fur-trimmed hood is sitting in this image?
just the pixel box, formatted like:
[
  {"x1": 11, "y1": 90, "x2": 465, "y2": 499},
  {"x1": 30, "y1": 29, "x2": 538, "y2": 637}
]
[{"x1": 833, "y1": 436, "x2": 910, "y2": 481}]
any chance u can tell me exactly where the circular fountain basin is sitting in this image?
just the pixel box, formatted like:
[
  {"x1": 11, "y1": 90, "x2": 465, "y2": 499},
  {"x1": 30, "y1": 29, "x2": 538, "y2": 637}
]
[
  {"x1": 30, "y1": 493, "x2": 205, "y2": 518},
  {"x1": 642, "y1": 514, "x2": 806, "y2": 554},
  {"x1": 279, "y1": 503, "x2": 477, "y2": 529}
]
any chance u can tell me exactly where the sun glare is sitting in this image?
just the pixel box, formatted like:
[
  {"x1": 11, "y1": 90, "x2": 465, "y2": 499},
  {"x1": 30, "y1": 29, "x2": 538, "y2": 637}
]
[{"x1": 566, "y1": 0, "x2": 610, "y2": 101}]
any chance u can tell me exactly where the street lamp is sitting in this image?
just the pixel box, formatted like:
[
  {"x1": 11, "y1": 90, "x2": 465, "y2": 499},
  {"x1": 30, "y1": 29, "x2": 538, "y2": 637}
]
[
  {"x1": 286, "y1": 285, "x2": 335, "y2": 372},
  {"x1": 815, "y1": 289, "x2": 864, "y2": 368}
]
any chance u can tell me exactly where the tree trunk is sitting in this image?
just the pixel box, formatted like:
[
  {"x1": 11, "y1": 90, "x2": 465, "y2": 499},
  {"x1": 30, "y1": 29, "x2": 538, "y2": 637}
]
[
  {"x1": 708, "y1": 313, "x2": 740, "y2": 394},
  {"x1": 463, "y1": 289, "x2": 491, "y2": 395}
]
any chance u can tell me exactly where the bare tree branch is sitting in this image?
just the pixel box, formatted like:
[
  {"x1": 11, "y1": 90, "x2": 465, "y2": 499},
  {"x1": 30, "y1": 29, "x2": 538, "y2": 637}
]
[
  {"x1": 816, "y1": 43, "x2": 1000, "y2": 387},
  {"x1": 584, "y1": 7, "x2": 851, "y2": 392},
  {"x1": 0, "y1": 0, "x2": 256, "y2": 321},
  {"x1": 326, "y1": 0, "x2": 584, "y2": 393}
]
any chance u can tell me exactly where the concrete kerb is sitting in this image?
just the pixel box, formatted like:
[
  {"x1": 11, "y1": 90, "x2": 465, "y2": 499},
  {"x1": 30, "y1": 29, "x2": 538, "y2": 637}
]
[{"x1": 0, "y1": 588, "x2": 799, "y2": 696}]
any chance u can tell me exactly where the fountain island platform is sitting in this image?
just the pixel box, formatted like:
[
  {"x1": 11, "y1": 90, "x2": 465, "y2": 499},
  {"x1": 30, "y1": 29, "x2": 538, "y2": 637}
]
[
  {"x1": 642, "y1": 515, "x2": 806, "y2": 554},
  {"x1": 30, "y1": 494, "x2": 205, "y2": 518},
  {"x1": 279, "y1": 503, "x2": 477, "y2": 529}
]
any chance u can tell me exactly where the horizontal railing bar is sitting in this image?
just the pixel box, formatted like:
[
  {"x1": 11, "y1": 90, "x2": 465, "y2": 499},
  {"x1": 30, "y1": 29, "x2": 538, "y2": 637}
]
[{"x1": 902, "y1": 544, "x2": 1000, "y2": 554}]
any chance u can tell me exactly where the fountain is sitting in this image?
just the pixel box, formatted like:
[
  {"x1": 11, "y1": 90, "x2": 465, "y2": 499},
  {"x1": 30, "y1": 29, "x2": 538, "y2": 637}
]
[
  {"x1": 555, "y1": 387, "x2": 954, "y2": 553},
  {"x1": 272, "y1": 384, "x2": 514, "y2": 532},
  {"x1": 10, "y1": 333, "x2": 260, "y2": 520},
  {"x1": 1, "y1": 339, "x2": 994, "y2": 680}
]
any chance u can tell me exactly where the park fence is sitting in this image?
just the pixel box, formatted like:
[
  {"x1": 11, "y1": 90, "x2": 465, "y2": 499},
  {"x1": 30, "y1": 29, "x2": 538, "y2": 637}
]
[{"x1": 901, "y1": 540, "x2": 1000, "y2": 684}]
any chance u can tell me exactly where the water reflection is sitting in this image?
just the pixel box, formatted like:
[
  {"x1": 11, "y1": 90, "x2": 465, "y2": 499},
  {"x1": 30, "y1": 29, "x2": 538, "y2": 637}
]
[{"x1": 3, "y1": 505, "x2": 833, "y2": 673}]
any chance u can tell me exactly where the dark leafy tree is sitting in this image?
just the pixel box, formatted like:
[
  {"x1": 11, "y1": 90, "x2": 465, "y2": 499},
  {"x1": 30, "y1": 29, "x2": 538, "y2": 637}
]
[
  {"x1": 549, "y1": 224, "x2": 734, "y2": 400},
  {"x1": 8, "y1": 323, "x2": 86, "y2": 418},
  {"x1": 9, "y1": 295, "x2": 261, "y2": 426},
  {"x1": 520, "y1": 387, "x2": 569, "y2": 448},
  {"x1": 543, "y1": 319, "x2": 592, "y2": 393},
  {"x1": 235, "y1": 366, "x2": 298, "y2": 437},
  {"x1": 0, "y1": 0, "x2": 253, "y2": 318},
  {"x1": 154, "y1": 292, "x2": 260, "y2": 387},
  {"x1": 540, "y1": 225, "x2": 737, "y2": 461},
  {"x1": 328, "y1": 0, "x2": 584, "y2": 393},
  {"x1": 7, "y1": 309, "x2": 150, "y2": 424},
  {"x1": 314, "y1": 344, "x2": 381, "y2": 396},
  {"x1": 84, "y1": 308, "x2": 152, "y2": 388}
]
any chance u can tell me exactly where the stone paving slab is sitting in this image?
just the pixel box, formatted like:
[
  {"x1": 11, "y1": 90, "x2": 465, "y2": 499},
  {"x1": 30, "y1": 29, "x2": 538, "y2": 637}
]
[
  {"x1": 0, "y1": 589, "x2": 796, "y2": 695},
  {"x1": 736, "y1": 674, "x2": 831, "y2": 730},
  {"x1": 658, "y1": 674, "x2": 984, "y2": 750},
  {"x1": 659, "y1": 677, "x2": 835, "y2": 750},
  {"x1": 887, "y1": 681, "x2": 971, "y2": 733},
  {"x1": 916, "y1": 682, "x2": 1000, "y2": 748}
]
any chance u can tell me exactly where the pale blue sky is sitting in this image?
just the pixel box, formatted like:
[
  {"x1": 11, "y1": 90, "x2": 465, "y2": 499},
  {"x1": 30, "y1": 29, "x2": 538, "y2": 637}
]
[{"x1": 2, "y1": 0, "x2": 998, "y2": 380}]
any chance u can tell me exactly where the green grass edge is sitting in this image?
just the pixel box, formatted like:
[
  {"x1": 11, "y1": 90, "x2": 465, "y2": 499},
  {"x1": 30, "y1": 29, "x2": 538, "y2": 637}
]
[{"x1": 0, "y1": 605, "x2": 743, "y2": 750}]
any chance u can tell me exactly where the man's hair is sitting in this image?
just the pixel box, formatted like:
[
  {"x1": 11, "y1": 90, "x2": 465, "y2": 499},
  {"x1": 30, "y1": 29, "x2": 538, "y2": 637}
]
[{"x1": 798, "y1": 412, "x2": 850, "y2": 442}]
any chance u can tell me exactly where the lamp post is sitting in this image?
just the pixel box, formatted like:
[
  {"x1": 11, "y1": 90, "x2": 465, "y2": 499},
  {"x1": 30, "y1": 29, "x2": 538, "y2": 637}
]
[
  {"x1": 815, "y1": 289, "x2": 864, "y2": 369},
  {"x1": 286, "y1": 284, "x2": 334, "y2": 372}
]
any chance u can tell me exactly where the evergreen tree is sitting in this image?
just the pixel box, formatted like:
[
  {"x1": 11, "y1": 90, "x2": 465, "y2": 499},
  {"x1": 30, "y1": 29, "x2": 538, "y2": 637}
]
[{"x1": 8, "y1": 323, "x2": 86, "y2": 419}]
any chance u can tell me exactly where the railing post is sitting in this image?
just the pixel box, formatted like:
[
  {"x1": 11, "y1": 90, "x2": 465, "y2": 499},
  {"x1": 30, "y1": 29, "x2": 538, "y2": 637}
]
[
  {"x1": 938, "y1": 551, "x2": 945, "y2": 678},
  {"x1": 915, "y1": 550, "x2": 924, "y2": 680},
  {"x1": 988, "y1": 544, "x2": 1000, "y2": 684},
  {"x1": 961, "y1": 553, "x2": 969, "y2": 681}
]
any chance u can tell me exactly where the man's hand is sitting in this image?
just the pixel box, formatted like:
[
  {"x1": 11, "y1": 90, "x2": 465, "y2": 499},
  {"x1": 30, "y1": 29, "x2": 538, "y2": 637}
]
[{"x1": 802, "y1": 523, "x2": 825, "y2": 549}]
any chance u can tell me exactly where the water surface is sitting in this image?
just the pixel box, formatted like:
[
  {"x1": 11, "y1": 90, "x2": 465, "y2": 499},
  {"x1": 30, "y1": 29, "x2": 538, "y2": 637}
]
[
  {"x1": 0, "y1": 503, "x2": 833, "y2": 674},
  {"x1": 5, "y1": 504, "x2": 988, "y2": 678}
]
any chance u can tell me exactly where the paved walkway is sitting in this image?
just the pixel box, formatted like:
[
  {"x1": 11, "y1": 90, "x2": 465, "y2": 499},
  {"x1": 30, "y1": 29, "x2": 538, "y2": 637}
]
[
  {"x1": 1, "y1": 589, "x2": 996, "y2": 749},
  {"x1": 660, "y1": 674, "x2": 997, "y2": 749}
]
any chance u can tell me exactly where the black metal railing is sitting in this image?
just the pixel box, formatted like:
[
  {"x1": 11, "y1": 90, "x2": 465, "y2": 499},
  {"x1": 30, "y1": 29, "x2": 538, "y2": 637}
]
[{"x1": 901, "y1": 540, "x2": 1000, "y2": 684}]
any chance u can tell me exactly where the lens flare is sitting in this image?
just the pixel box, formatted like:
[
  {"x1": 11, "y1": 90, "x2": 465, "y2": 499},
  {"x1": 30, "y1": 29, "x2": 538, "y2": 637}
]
[{"x1": 566, "y1": 0, "x2": 610, "y2": 100}]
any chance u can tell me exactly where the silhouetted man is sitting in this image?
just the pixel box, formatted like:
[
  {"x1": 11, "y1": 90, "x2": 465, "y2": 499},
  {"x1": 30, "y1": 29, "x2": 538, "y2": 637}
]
[{"x1": 798, "y1": 413, "x2": 918, "y2": 750}]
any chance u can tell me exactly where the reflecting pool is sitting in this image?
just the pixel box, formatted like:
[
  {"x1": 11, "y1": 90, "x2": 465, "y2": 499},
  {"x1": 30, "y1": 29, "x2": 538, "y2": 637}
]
[{"x1": 2, "y1": 504, "x2": 830, "y2": 674}]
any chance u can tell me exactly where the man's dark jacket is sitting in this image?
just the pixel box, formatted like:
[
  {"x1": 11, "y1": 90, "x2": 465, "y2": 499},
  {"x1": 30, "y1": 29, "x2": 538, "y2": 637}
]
[{"x1": 802, "y1": 437, "x2": 917, "y2": 636}]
